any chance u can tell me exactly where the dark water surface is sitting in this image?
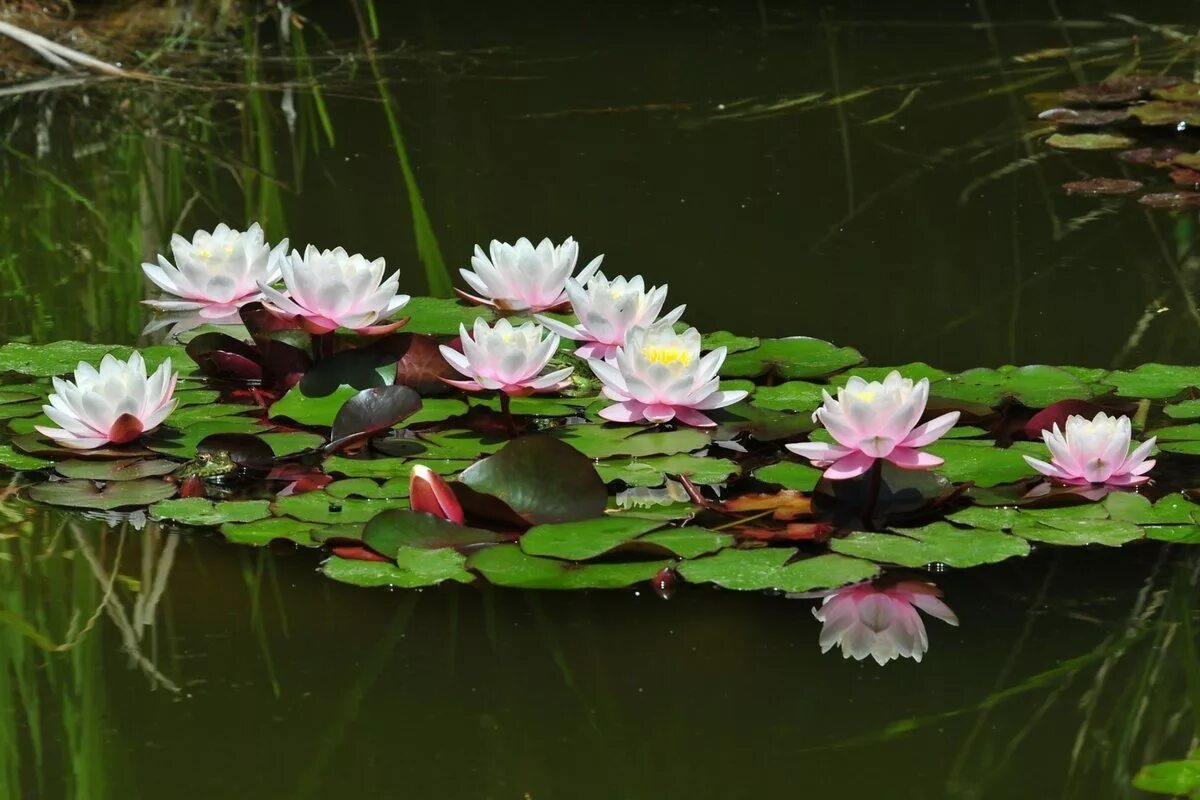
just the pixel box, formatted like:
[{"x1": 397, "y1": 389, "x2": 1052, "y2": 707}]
[{"x1": 2, "y1": 2, "x2": 1199, "y2": 797}]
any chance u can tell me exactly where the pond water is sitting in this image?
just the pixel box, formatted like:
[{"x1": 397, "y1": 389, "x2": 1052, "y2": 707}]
[{"x1": 2, "y1": 1, "x2": 1199, "y2": 797}]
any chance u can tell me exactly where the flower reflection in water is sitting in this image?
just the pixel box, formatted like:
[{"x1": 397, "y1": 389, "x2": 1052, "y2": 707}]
[{"x1": 810, "y1": 578, "x2": 958, "y2": 665}]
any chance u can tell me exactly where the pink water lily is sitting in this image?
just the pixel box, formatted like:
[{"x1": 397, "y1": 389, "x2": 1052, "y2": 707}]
[
  {"x1": 439, "y1": 318, "x2": 573, "y2": 396},
  {"x1": 786, "y1": 372, "x2": 959, "y2": 480},
  {"x1": 142, "y1": 222, "x2": 287, "y2": 322},
  {"x1": 587, "y1": 322, "x2": 747, "y2": 428},
  {"x1": 35, "y1": 352, "x2": 178, "y2": 449},
  {"x1": 258, "y1": 245, "x2": 410, "y2": 335},
  {"x1": 458, "y1": 236, "x2": 603, "y2": 312},
  {"x1": 1023, "y1": 412, "x2": 1156, "y2": 486},
  {"x1": 813, "y1": 580, "x2": 958, "y2": 665},
  {"x1": 536, "y1": 272, "x2": 685, "y2": 360}
]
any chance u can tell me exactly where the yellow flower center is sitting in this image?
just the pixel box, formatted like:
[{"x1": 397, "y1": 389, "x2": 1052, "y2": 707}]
[
  {"x1": 642, "y1": 345, "x2": 691, "y2": 366},
  {"x1": 196, "y1": 248, "x2": 211, "y2": 259},
  {"x1": 854, "y1": 390, "x2": 876, "y2": 402}
]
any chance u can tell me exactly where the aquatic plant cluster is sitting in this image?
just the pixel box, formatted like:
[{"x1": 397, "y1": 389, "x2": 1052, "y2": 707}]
[{"x1": 4, "y1": 224, "x2": 1200, "y2": 667}]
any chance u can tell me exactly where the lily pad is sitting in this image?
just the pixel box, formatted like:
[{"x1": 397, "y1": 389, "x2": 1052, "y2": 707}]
[
  {"x1": 831, "y1": 522, "x2": 1030, "y2": 567},
  {"x1": 520, "y1": 516, "x2": 665, "y2": 560},
  {"x1": 401, "y1": 297, "x2": 495, "y2": 335},
  {"x1": 220, "y1": 517, "x2": 324, "y2": 547},
  {"x1": 677, "y1": 548, "x2": 879, "y2": 592},
  {"x1": 27, "y1": 478, "x2": 177, "y2": 510},
  {"x1": 1014, "y1": 518, "x2": 1143, "y2": 546},
  {"x1": 550, "y1": 425, "x2": 710, "y2": 459},
  {"x1": 701, "y1": 331, "x2": 760, "y2": 354},
  {"x1": 322, "y1": 551, "x2": 475, "y2": 588},
  {"x1": 0, "y1": 445, "x2": 51, "y2": 471},
  {"x1": 459, "y1": 436, "x2": 607, "y2": 524},
  {"x1": 595, "y1": 455, "x2": 737, "y2": 487},
  {"x1": 1062, "y1": 178, "x2": 1143, "y2": 195},
  {"x1": 465, "y1": 544, "x2": 669, "y2": 589},
  {"x1": 328, "y1": 385, "x2": 422, "y2": 449},
  {"x1": 720, "y1": 337, "x2": 863, "y2": 380},
  {"x1": 1046, "y1": 132, "x2": 1135, "y2": 150},
  {"x1": 923, "y1": 440, "x2": 1042, "y2": 486},
  {"x1": 272, "y1": 491, "x2": 410, "y2": 524},
  {"x1": 1132, "y1": 753, "x2": 1200, "y2": 796},
  {"x1": 361, "y1": 509, "x2": 509, "y2": 554},
  {"x1": 1139, "y1": 192, "x2": 1200, "y2": 209},
  {"x1": 639, "y1": 528, "x2": 733, "y2": 558},
  {"x1": 932, "y1": 365, "x2": 1103, "y2": 408},
  {"x1": 146, "y1": 418, "x2": 269, "y2": 459},
  {"x1": 0, "y1": 341, "x2": 184, "y2": 378},
  {"x1": 150, "y1": 498, "x2": 272, "y2": 526},
  {"x1": 1105, "y1": 363, "x2": 1200, "y2": 399},
  {"x1": 755, "y1": 461, "x2": 822, "y2": 491},
  {"x1": 324, "y1": 456, "x2": 473, "y2": 479},
  {"x1": 54, "y1": 458, "x2": 178, "y2": 481},
  {"x1": 327, "y1": 477, "x2": 409, "y2": 499},
  {"x1": 751, "y1": 381, "x2": 825, "y2": 412}
]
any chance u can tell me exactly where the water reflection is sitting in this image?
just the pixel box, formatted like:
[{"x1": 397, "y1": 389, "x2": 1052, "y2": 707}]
[{"x1": 808, "y1": 576, "x2": 959, "y2": 666}]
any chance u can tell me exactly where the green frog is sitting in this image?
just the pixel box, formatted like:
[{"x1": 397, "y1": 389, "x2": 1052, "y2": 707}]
[
  {"x1": 175, "y1": 450, "x2": 239, "y2": 482},
  {"x1": 551, "y1": 352, "x2": 600, "y2": 397}
]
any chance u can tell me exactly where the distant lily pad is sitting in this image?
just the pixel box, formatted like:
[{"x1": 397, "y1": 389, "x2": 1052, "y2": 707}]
[
  {"x1": 677, "y1": 548, "x2": 878, "y2": 592},
  {"x1": 55, "y1": 458, "x2": 177, "y2": 481},
  {"x1": 324, "y1": 456, "x2": 473, "y2": 479},
  {"x1": 1014, "y1": 518, "x2": 1143, "y2": 546},
  {"x1": 595, "y1": 454, "x2": 737, "y2": 487},
  {"x1": 639, "y1": 528, "x2": 733, "y2": 558},
  {"x1": 401, "y1": 297, "x2": 496, "y2": 335},
  {"x1": 550, "y1": 425, "x2": 710, "y2": 459},
  {"x1": 28, "y1": 478, "x2": 176, "y2": 510},
  {"x1": 931, "y1": 365, "x2": 1104, "y2": 408},
  {"x1": 272, "y1": 491, "x2": 410, "y2": 524},
  {"x1": 1062, "y1": 178, "x2": 1143, "y2": 195},
  {"x1": 466, "y1": 544, "x2": 670, "y2": 589},
  {"x1": 1046, "y1": 132, "x2": 1135, "y2": 150},
  {"x1": 520, "y1": 516, "x2": 665, "y2": 560},
  {"x1": 151, "y1": 498, "x2": 272, "y2": 526},
  {"x1": 831, "y1": 522, "x2": 1029, "y2": 567},
  {"x1": 1139, "y1": 192, "x2": 1200, "y2": 209},
  {"x1": 327, "y1": 477, "x2": 409, "y2": 499},
  {"x1": 220, "y1": 517, "x2": 324, "y2": 547},
  {"x1": 720, "y1": 337, "x2": 863, "y2": 380},
  {"x1": 322, "y1": 551, "x2": 475, "y2": 588},
  {"x1": 1038, "y1": 107, "x2": 1131, "y2": 126},
  {"x1": 1106, "y1": 363, "x2": 1200, "y2": 399},
  {"x1": 0, "y1": 341, "x2": 184, "y2": 378},
  {"x1": 701, "y1": 331, "x2": 761, "y2": 354}
]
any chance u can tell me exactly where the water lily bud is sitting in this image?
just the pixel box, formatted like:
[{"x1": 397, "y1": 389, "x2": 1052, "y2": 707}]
[{"x1": 409, "y1": 465, "x2": 465, "y2": 524}]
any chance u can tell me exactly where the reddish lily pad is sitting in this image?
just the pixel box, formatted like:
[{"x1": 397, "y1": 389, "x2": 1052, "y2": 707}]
[
  {"x1": 459, "y1": 436, "x2": 608, "y2": 524},
  {"x1": 327, "y1": 385, "x2": 422, "y2": 451},
  {"x1": 361, "y1": 508, "x2": 510, "y2": 555},
  {"x1": 1139, "y1": 192, "x2": 1200, "y2": 209}
]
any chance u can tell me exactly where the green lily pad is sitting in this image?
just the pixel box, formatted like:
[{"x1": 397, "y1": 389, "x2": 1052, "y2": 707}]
[
  {"x1": 466, "y1": 544, "x2": 670, "y2": 589},
  {"x1": 923, "y1": 440, "x2": 1042, "y2": 487},
  {"x1": 1164, "y1": 399, "x2": 1200, "y2": 419},
  {"x1": 322, "y1": 550, "x2": 476, "y2": 588},
  {"x1": 639, "y1": 528, "x2": 733, "y2": 558},
  {"x1": 261, "y1": 431, "x2": 326, "y2": 457},
  {"x1": 1106, "y1": 364, "x2": 1200, "y2": 399},
  {"x1": 931, "y1": 365, "x2": 1102, "y2": 408},
  {"x1": 550, "y1": 425, "x2": 710, "y2": 459},
  {"x1": 273, "y1": 384, "x2": 465, "y2": 429},
  {"x1": 831, "y1": 363, "x2": 950, "y2": 386},
  {"x1": 752, "y1": 381, "x2": 825, "y2": 412},
  {"x1": 324, "y1": 456, "x2": 473, "y2": 479},
  {"x1": 720, "y1": 337, "x2": 863, "y2": 380},
  {"x1": 327, "y1": 477, "x2": 410, "y2": 499},
  {"x1": 401, "y1": 297, "x2": 495, "y2": 335},
  {"x1": 55, "y1": 458, "x2": 178, "y2": 481},
  {"x1": 1130, "y1": 100, "x2": 1200, "y2": 126},
  {"x1": 1046, "y1": 132, "x2": 1135, "y2": 150},
  {"x1": 361, "y1": 509, "x2": 508, "y2": 553},
  {"x1": 151, "y1": 498, "x2": 272, "y2": 526},
  {"x1": 1132, "y1": 753, "x2": 1200, "y2": 796},
  {"x1": 595, "y1": 455, "x2": 738, "y2": 487},
  {"x1": 0, "y1": 402, "x2": 43, "y2": 421},
  {"x1": 1144, "y1": 525, "x2": 1200, "y2": 543},
  {"x1": 0, "y1": 389, "x2": 38, "y2": 405},
  {"x1": 755, "y1": 461, "x2": 822, "y2": 491},
  {"x1": 0, "y1": 444, "x2": 51, "y2": 471},
  {"x1": 220, "y1": 517, "x2": 324, "y2": 547},
  {"x1": 473, "y1": 395, "x2": 584, "y2": 417},
  {"x1": 1014, "y1": 518, "x2": 1143, "y2": 546},
  {"x1": 27, "y1": 478, "x2": 177, "y2": 510},
  {"x1": 387, "y1": 431, "x2": 504, "y2": 461},
  {"x1": 520, "y1": 516, "x2": 664, "y2": 560},
  {"x1": 146, "y1": 417, "x2": 269, "y2": 458},
  {"x1": 831, "y1": 522, "x2": 1030, "y2": 567},
  {"x1": 272, "y1": 491, "x2": 410, "y2": 524},
  {"x1": 677, "y1": 548, "x2": 879, "y2": 592},
  {"x1": 167, "y1": 403, "x2": 255, "y2": 429},
  {"x1": 701, "y1": 331, "x2": 760, "y2": 354},
  {"x1": 0, "y1": 341, "x2": 185, "y2": 378}
]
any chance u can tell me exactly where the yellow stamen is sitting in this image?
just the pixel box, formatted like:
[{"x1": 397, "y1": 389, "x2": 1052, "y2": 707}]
[
  {"x1": 641, "y1": 345, "x2": 691, "y2": 366},
  {"x1": 854, "y1": 390, "x2": 876, "y2": 402}
]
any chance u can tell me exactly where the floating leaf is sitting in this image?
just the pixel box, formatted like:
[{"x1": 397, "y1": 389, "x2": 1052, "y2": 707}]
[
  {"x1": 720, "y1": 337, "x2": 862, "y2": 380},
  {"x1": 327, "y1": 478, "x2": 409, "y2": 500},
  {"x1": 328, "y1": 386, "x2": 422, "y2": 449},
  {"x1": 1139, "y1": 191, "x2": 1200, "y2": 209},
  {"x1": 145, "y1": 418, "x2": 269, "y2": 459},
  {"x1": 220, "y1": 517, "x2": 323, "y2": 547},
  {"x1": 550, "y1": 425, "x2": 710, "y2": 459},
  {"x1": 1062, "y1": 178, "x2": 1143, "y2": 195},
  {"x1": 595, "y1": 455, "x2": 737, "y2": 487},
  {"x1": 701, "y1": 331, "x2": 760, "y2": 354},
  {"x1": 752, "y1": 381, "x2": 825, "y2": 412},
  {"x1": 0, "y1": 341, "x2": 184, "y2": 378},
  {"x1": 322, "y1": 551, "x2": 475, "y2": 588},
  {"x1": 1118, "y1": 146, "x2": 1185, "y2": 164},
  {"x1": 466, "y1": 544, "x2": 669, "y2": 589},
  {"x1": 520, "y1": 516, "x2": 664, "y2": 560},
  {"x1": 1106, "y1": 364, "x2": 1200, "y2": 399},
  {"x1": 1015, "y1": 518, "x2": 1142, "y2": 546},
  {"x1": 677, "y1": 548, "x2": 878, "y2": 592},
  {"x1": 459, "y1": 436, "x2": 607, "y2": 524},
  {"x1": 27, "y1": 478, "x2": 176, "y2": 510},
  {"x1": 261, "y1": 431, "x2": 325, "y2": 457},
  {"x1": 401, "y1": 297, "x2": 495, "y2": 335},
  {"x1": 924, "y1": 440, "x2": 1041, "y2": 486},
  {"x1": 831, "y1": 363, "x2": 950, "y2": 386},
  {"x1": 324, "y1": 456, "x2": 473, "y2": 479},
  {"x1": 361, "y1": 509, "x2": 509, "y2": 554},
  {"x1": 393, "y1": 333, "x2": 458, "y2": 394},
  {"x1": 1129, "y1": 100, "x2": 1200, "y2": 126},
  {"x1": 272, "y1": 491, "x2": 410, "y2": 524},
  {"x1": 151, "y1": 498, "x2": 272, "y2": 526},
  {"x1": 932, "y1": 365, "x2": 1103, "y2": 408},
  {"x1": 1132, "y1": 753, "x2": 1200, "y2": 796},
  {"x1": 1039, "y1": 107, "x2": 1131, "y2": 126},
  {"x1": 1150, "y1": 82, "x2": 1200, "y2": 102},
  {"x1": 639, "y1": 528, "x2": 732, "y2": 558},
  {"x1": 755, "y1": 461, "x2": 822, "y2": 491},
  {"x1": 0, "y1": 444, "x2": 50, "y2": 471},
  {"x1": 831, "y1": 523, "x2": 1030, "y2": 567},
  {"x1": 1046, "y1": 132, "x2": 1135, "y2": 150},
  {"x1": 55, "y1": 458, "x2": 177, "y2": 482}
]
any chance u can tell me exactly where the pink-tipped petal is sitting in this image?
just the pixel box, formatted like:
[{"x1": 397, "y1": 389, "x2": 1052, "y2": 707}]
[
  {"x1": 823, "y1": 450, "x2": 877, "y2": 481},
  {"x1": 885, "y1": 446, "x2": 944, "y2": 471},
  {"x1": 900, "y1": 411, "x2": 961, "y2": 448},
  {"x1": 673, "y1": 407, "x2": 717, "y2": 428},
  {"x1": 785, "y1": 441, "x2": 854, "y2": 465},
  {"x1": 643, "y1": 403, "x2": 678, "y2": 423},
  {"x1": 598, "y1": 401, "x2": 646, "y2": 423}
]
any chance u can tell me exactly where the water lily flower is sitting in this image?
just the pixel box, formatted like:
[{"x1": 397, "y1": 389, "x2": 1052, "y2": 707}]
[
  {"x1": 813, "y1": 580, "x2": 959, "y2": 666},
  {"x1": 1023, "y1": 412, "x2": 1155, "y2": 486},
  {"x1": 410, "y1": 465, "x2": 465, "y2": 524},
  {"x1": 458, "y1": 236, "x2": 603, "y2": 312},
  {"x1": 142, "y1": 222, "x2": 287, "y2": 323},
  {"x1": 36, "y1": 352, "x2": 178, "y2": 449},
  {"x1": 439, "y1": 318, "x2": 573, "y2": 395},
  {"x1": 587, "y1": 322, "x2": 747, "y2": 427},
  {"x1": 786, "y1": 372, "x2": 959, "y2": 480},
  {"x1": 258, "y1": 245, "x2": 410, "y2": 335},
  {"x1": 536, "y1": 272, "x2": 685, "y2": 360}
]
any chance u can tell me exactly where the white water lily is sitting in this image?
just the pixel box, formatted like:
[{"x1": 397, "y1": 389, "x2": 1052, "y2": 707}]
[
  {"x1": 142, "y1": 223, "x2": 287, "y2": 322},
  {"x1": 1024, "y1": 412, "x2": 1156, "y2": 486},
  {"x1": 458, "y1": 236, "x2": 603, "y2": 312},
  {"x1": 36, "y1": 352, "x2": 178, "y2": 449},
  {"x1": 587, "y1": 322, "x2": 747, "y2": 427},
  {"x1": 258, "y1": 245, "x2": 410, "y2": 334},
  {"x1": 537, "y1": 272, "x2": 685, "y2": 360},
  {"x1": 439, "y1": 318, "x2": 573, "y2": 395}
]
